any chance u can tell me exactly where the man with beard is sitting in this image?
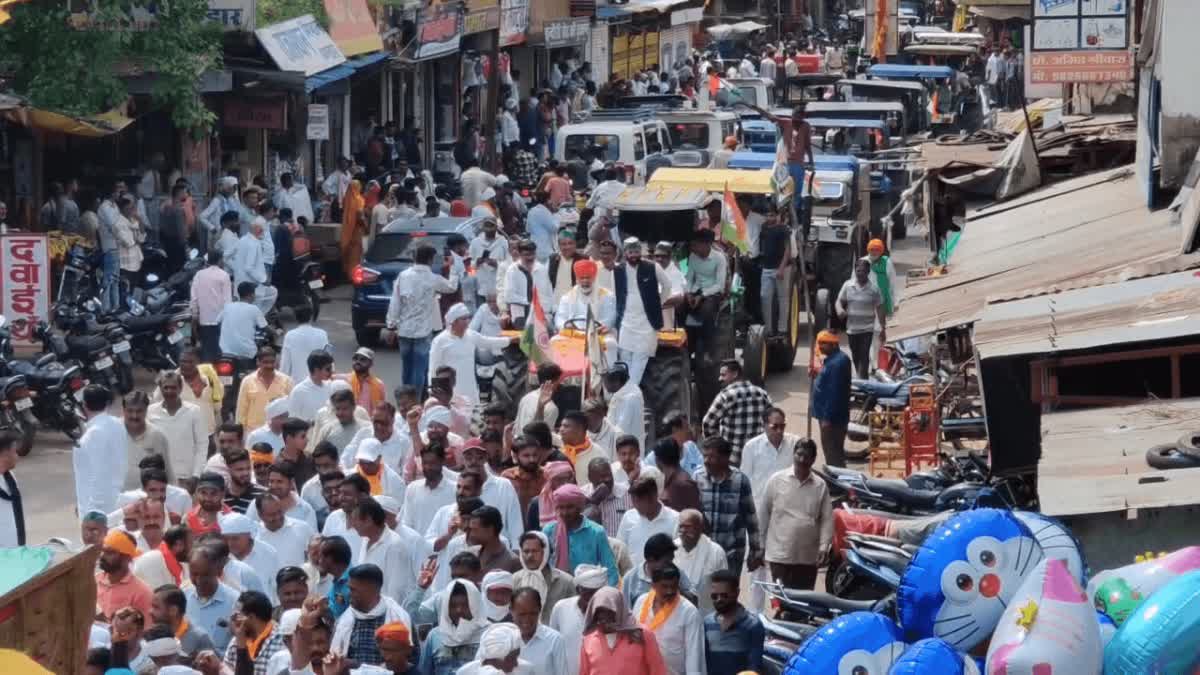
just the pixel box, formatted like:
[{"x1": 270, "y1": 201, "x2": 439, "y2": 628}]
[
  {"x1": 344, "y1": 402, "x2": 411, "y2": 474},
  {"x1": 458, "y1": 439, "x2": 523, "y2": 547},
  {"x1": 96, "y1": 529, "x2": 154, "y2": 619},
  {"x1": 547, "y1": 228, "x2": 587, "y2": 305},
  {"x1": 329, "y1": 564, "x2": 413, "y2": 666},
  {"x1": 151, "y1": 584, "x2": 215, "y2": 665},
  {"x1": 133, "y1": 522, "x2": 191, "y2": 590},
  {"x1": 554, "y1": 258, "x2": 616, "y2": 333},
  {"x1": 353, "y1": 496, "x2": 426, "y2": 605},
  {"x1": 122, "y1": 391, "x2": 172, "y2": 491},
  {"x1": 147, "y1": 370, "x2": 208, "y2": 491},
  {"x1": 254, "y1": 492, "x2": 317, "y2": 568},
  {"x1": 703, "y1": 568, "x2": 764, "y2": 673},
  {"x1": 222, "y1": 590, "x2": 287, "y2": 672},
  {"x1": 501, "y1": 436, "x2": 544, "y2": 516},
  {"x1": 427, "y1": 470, "x2": 489, "y2": 588},
  {"x1": 321, "y1": 473, "x2": 371, "y2": 555},
  {"x1": 632, "y1": 563, "x2": 705, "y2": 675},
  {"x1": 319, "y1": 535, "x2": 355, "y2": 620},
  {"x1": 299, "y1": 441, "x2": 339, "y2": 515},
  {"x1": 221, "y1": 449, "x2": 265, "y2": 515},
  {"x1": 188, "y1": 472, "x2": 231, "y2": 536},
  {"x1": 400, "y1": 443, "x2": 458, "y2": 535},
  {"x1": 203, "y1": 422, "x2": 246, "y2": 483},
  {"x1": 310, "y1": 390, "x2": 369, "y2": 456},
  {"x1": 236, "y1": 346, "x2": 293, "y2": 432},
  {"x1": 346, "y1": 347, "x2": 386, "y2": 412}
]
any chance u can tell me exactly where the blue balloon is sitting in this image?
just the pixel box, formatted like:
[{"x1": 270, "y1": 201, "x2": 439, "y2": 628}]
[
  {"x1": 1103, "y1": 569, "x2": 1200, "y2": 674},
  {"x1": 897, "y1": 508, "x2": 1043, "y2": 653},
  {"x1": 888, "y1": 638, "x2": 981, "y2": 675},
  {"x1": 785, "y1": 611, "x2": 906, "y2": 675}
]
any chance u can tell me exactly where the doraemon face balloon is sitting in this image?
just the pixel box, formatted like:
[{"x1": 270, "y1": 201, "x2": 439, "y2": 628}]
[
  {"x1": 898, "y1": 509, "x2": 1043, "y2": 653},
  {"x1": 1086, "y1": 546, "x2": 1200, "y2": 626},
  {"x1": 889, "y1": 638, "x2": 981, "y2": 675},
  {"x1": 984, "y1": 558, "x2": 1101, "y2": 675},
  {"x1": 1103, "y1": 569, "x2": 1200, "y2": 674},
  {"x1": 1013, "y1": 511, "x2": 1087, "y2": 586},
  {"x1": 785, "y1": 612, "x2": 906, "y2": 675}
]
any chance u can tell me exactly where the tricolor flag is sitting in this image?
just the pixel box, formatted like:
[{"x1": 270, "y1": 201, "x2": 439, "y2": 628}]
[
  {"x1": 769, "y1": 133, "x2": 792, "y2": 199},
  {"x1": 720, "y1": 183, "x2": 750, "y2": 254},
  {"x1": 519, "y1": 290, "x2": 552, "y2": 366},
  {"x1": 582, "y1": 304, "x2": 609, "y2": 404}
]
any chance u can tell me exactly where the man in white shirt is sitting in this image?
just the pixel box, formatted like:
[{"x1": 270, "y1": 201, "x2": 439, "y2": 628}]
[
  {"x1": 632, "y1": 563, "x2": 706, "y2": 675},
  {"x1": 500, "y1": 99, "x2": 521, "y2": 148},
  {"x1": 429, "y1": 303, "x2": 514, "y2": 407},
  {"x1": 459, "y1": 438, "x2": 524, "y2": 547},
  {"x1": 279, "y1": 307, "x2": 330, "y2": 383},
  {"x1": 502, "y1": 240, "x2": 554, "y2": 328},
  {"x1": 604, "y1": 365, "x2": 645, "y2": 451},
  {"x1": 461, "y1": 159, "x2": 498, "y2": 209},
  {"x1": 321, "y1": 473, "x2": 368, "y2": 556},
  {"x1": 309, "y1": 389, "x2": 370, "y2": 455},
  {"x1": 549, "y1": 565, "x2": 608, "y2": 674},
  {"x1": 232, "y1": 217, "x2": 277, "y2": 314},
  {"x1": 75, "y1": 385, "x2": 127, "y2": 516},
  {"x1": 512, "y1": 587, "x2": 569, "y2": 675},
  {"x1": 513, "y1": 363, "x2": 562, "y2": 433},
  {"x1": 554, "y1": 258, "x2": 617, "y2": 332},
  {"x1": 220, "y1": 512, "x2": 280, "y2": 603},
  {"x1": 348, "y1": 437, "x2": 408, "y2": 504},
  {"x1": 273, "y1": 172, "x2": 314, "y2": 225},
  {"x1": 617, "y1": 475, "x2": 681, "y2": 569},
  {"x1": 524, "y1": 195, "x2": 559, "y2": 263},
  {"x1": 146, "y1": 371, "x2": 209, "y2": 489},
  {"x1": 584, "y1": 398, "x2": 622, "y2": 461},
  {"x1": 352, "y1": 496, "x2": 425, "y2": 604},
  {"x1": 287, "y1": 351, "x2": 350, "y2": 422},
  {"x1": 759, "y1": 48, "x2": 777, "y2": 83},
  {"x1": 740, "y1": 407, "x2": 800, "y2": 496},
  {"x1": 651, "y1": 242, "x2": 687, "y2": 330},
  {"x1": 384, "y1": 243, "x2": 460, "y2": 390},
  {"x1": 986, "y1": 46, "x2": 1004, "y2": 106},
  {"x1": 613, "y1": 238, "x2": 671, "y2": 386},
  {"x1": 342, "y1": 402, "x2": 411, "y2": 473},
  {"x1": 468, "y1": 218, "x2": 509, "y2": 306},
  {"x1": 587, "y1": 167, "x2": 628, "y2": 222},
  {"x1": 218, "y1": 282, "x2": 269, "y2": 360},
  {"x1": 198, "y1": 176, "x2": 242, "y2": 247},
  {"x1": 674, "y1": 508, "x2": 727, "y2": 613},
  {"x1": 321, "y1": 158, "x2": 353, "y2": 219},
  {"x1": 247, "y1": 397, "x2": 289, "y2": 454},
  {"x1": 401, "y1": 444, "x2": 458, "y2": 535},
  {"x1": 245, "y1": 460, "x2": 320, "y2": 531},
  {"x1": 254, "y1": 492, "x2": 315, "y2": 568}
]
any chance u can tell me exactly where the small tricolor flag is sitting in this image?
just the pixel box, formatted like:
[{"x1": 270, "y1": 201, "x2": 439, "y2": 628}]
[
  {"x1": 720, "y1": 183, "x2": 750, "y2": 254},
  {"x1": 519, "y1": 290, "x2": 552, "y2": 366}
]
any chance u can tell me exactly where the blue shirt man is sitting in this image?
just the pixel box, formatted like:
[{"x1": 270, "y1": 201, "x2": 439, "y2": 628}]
[
  {"x1": 327, "y1": 568, "x2": 352, "y2": 620},
  {"x1": 704, "y1": 569, "x2": 764, "y2": 674},
  {"x1": 544, "y1": 508, "x2": 620, "y2": 586},
  {"x1": 183, "y1": 581, "x2": 239, "y2": 654},
  {"x1": 810, "y1": 331, "x2": 852, "y2": 467}
]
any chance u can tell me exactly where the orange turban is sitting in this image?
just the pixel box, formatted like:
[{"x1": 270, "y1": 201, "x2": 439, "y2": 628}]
[
  {"x1": 816, "y1": 330, "x2": 840, "y2": 346},
  {"x1": 103, "y1": 529, "x2": 141, "y2": 558},
  {"x1": 249, "y1": 449, "x2": 274, "y2": 465},
  {"x1": 867, "y1": 238, "x2": 885, "y2": 253},
  {"x1": 573, "y1": 259, "x2": 598, "y2": 280},
  {"x1": 375, "y1": 621, "x2": 411, "y2": 644}
]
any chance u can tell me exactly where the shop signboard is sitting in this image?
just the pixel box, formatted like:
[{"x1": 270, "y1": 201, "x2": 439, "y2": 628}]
[
  {"x1": 628, "y1": 33, "x2": 644, "y2": 72},
  {"x1": 670, "y1": 7, "x2": 702, "y2": 25},
  {"x1": 644, "y1": 31, "x2": 659, "y2": 70},
  {"x1": 224, "y1": 98, "x2": 288, "y2": 130},
  {"x1": 0, "y1": 235, "x2": 50, "y2": 346},
  {"x1": 611, "y1": 34, "x2": 628, "y2": 80},
  {"x1": 500, "y1": 0, "x2": 530, "y2": 46},
  {"x1": 545, "y1": 17, "x2": 591, "y2": 49},
  {"x1": 1030, "y1": 0, "x2": 1130, "y2": 83},
  {"x1": 207, "y1": 0, "x2": 255, "y2": 32},
  {"x1": 417, "y1": 2, "x2": 464, "y2": 60},
  {"x1": 307, "y1": 104, "x2": 330, "y2": 140},
  {"x1": 323, "y1": 0, "x2": 385, "y2": 56},
  {"x1": 465, "y1": 6, "x2": 501, "y2": 35},
  {"x1": 256, "y1": 14, "x2": 347, "y2": 76}
]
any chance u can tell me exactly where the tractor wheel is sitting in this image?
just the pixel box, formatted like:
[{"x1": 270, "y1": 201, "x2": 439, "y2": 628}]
[
  {"x1": 643, "y1": 346, "x2": 693, "y2": 443},
  {"x1": 490, "y1": 345, "x2": 530, "y2": 419},
  {"x1": 767, "y1": 272, "x2": 801, "y2": 373},
  {"x1": 698, "y1": 305, "x2": 737, "y2": 413},
  {"x1": 743, "y1": 324, "x2": 768, "y2": 387}
]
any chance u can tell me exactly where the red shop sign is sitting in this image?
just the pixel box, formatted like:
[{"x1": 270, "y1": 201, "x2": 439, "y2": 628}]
[{"x1": 224, "y1": 98, "x2": 288, "y2": 130}]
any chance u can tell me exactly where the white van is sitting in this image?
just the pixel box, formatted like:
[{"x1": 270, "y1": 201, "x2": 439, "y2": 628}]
[
  {"x1": 555, "y1": 109, "x2": 672, "y2": 185},
  {"x1": 657, "y1": 109, "x2": 739, "y2": 161}
]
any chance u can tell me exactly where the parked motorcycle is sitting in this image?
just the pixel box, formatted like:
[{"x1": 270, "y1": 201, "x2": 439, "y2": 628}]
[
  {"x1": 42, "y1": 308, "x2": 128, "y2": 395},
  {"x1": 273, "y1": 253, "x2": 324, "y2": 323},
  {"x1": 214, "y1": 326, "x2": 278, "y2": 422},
  {"x1": 0, "y1": 316, "x2": 87, "y2": 449}
]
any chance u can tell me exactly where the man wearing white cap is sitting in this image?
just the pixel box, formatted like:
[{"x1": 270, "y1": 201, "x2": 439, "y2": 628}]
[
  {"x1": 428, "y1": 303, "x2": 515, "y2": 407},
  {"x1": 288, "y1": 351, "x2": 351, "y2": 423},
  {"x1": 353, "y1": 496, "x2": 426, "y2": 605},
  {"x1": 264, "y1": 608, "x2": 303, "y2": 675},
  {"x1": 473, "y1": 186, "x2": 499, "y2": 221},
  {"x1": 351, "y1": 437, "x2": 407, "y2": 503},
  {"x1": 469, "y1": 217, "x2": 509, "y2": 307},
  {"x1": 198, "y1": 175, "x2": 242, "y2": 250},
  {"x1": 612, "y1": 236, "x2": 671, "y2": 385},
  {"x1": 246, "y1": 397, "x2": 289, "y2": 454},
  {"x1": 252, "y1": 492, "x2": 316, "y2": 568},
  {"x1": 458, "y1": 621, "x2": 531, "y2": 675},
  {"x1": 343, "y1": 402, "x2": 412, "y2": 473},
  {"x1": 232, "y1": 216, "x2": 277, "y2": 313},
  {"x1": 548, "y1": 564, "x2": 608, "y2": 675},
  {"x1": 220, "y1": 512, "x2": 281, "y2": 604}
]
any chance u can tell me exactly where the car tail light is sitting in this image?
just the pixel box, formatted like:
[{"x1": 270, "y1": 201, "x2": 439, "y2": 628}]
[
  {"x1": 69, "y1": 377, "x2": 85, "y2": 391},
  {"x1": 215, "y1": 361, "x2": 235, "y2": 376},
  {"x1": 352, "y1": 266, "x2": 379, "y2": 286},
  {"x1": 770, "y1": 597, "x2": 780, "y2": 611}
]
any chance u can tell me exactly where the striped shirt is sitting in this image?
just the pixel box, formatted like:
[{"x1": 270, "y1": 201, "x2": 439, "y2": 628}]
[{"x1": 837, "y1": 279, "x2": 882, "y2": 334}]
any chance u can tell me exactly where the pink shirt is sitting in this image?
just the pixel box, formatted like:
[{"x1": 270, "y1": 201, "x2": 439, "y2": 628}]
[
  {"x1": 190, "y1": 265, "x2": 232, "y2": 326},
  {"x1": 579, "y1": 630, "x2": 669, "y2": 675},
  {"x1": 95, "y1": 572, "x2": 154, "y2": 621}
]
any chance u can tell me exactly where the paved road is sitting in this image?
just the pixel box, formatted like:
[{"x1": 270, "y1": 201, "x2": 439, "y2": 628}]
[{"x1": 19, "y1": 232, "x2": 930, "y2": 546}]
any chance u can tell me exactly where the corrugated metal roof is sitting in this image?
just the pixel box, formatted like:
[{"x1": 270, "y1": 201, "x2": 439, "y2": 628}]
[
  {"x1": 974, "y1": 268, "x2": 1200, "y2": 359},
  {"x1": 612, "y1": 186, "x2": 712, "y2": 211},
  {"x1": 888, "y1": 167, "x2": 1179, "y2": 340},
  {"x1": 1038, "y1": 398, "x2": 1200, "y2": 516}
]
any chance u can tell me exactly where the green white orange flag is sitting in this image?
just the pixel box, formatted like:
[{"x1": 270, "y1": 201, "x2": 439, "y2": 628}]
[
  {"x1": 519, "y1": 289, "x2": 552, "y2": 366},
  {"x1": 720, "y1": 183, "x2": 750, "y2": 253}
]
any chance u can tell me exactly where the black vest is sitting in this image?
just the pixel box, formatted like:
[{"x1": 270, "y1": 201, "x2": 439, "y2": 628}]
[
  {"x1": 548, "y1": 253, "x2": 578, "y2": 292},
  {"x1": 614, "y1": 262, "x2": 664, "y2": 332}
]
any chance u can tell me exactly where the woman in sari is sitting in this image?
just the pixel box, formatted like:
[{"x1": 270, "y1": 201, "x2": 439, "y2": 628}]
[
  {"x1": 579, "y1": 586, "x2": 668, "y2": 675},
  {"x1": 339, "y1": 179, "x2": 367, "y2": 279}
]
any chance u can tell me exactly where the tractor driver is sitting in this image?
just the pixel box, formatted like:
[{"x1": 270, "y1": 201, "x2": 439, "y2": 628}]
[{"x1": 555, "y1": 259, "x2": 616, "y2": 333}]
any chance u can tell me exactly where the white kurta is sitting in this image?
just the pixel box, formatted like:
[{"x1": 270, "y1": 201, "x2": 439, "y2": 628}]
[
  {"x1": 400, "y1": 476, "x2": 458, "y2": 536},
  {"x1": 358, "y1": 525, "x2": 426, "y2": 604},
  {"x1": 74, "y1": 413, "x2": 128, "y2": 516},
  {"x1": 246, "y1": 425, "x2": 283, "y2": 454},
  {"x1": 115, "y1": 486, "x2": 193, "y2": 520},
  {"x1": 503, "y1": 262, "x2": 554, "y2": 323},
  {"x1": 514, "y1": 389, "x2": 558, "y2": 433},
  {"x1": 741, "y1": 433, "x2": 802, "y2": 509},
  {"x1": 588, "y1": 418, "x2": 622, "y2": 459},
  {"x1": 673, "y1": 535, "x2": 728, "y2": 613},
  {"x1": 132, "y1": 549, "x2": 186, "y2": 590},
  {"x1": 287, "y1": 379, "x2": 350, "y2": 423},
  {"x1": 240, "y1": 541, "x2": 281, "y2": 603},
  {"x1": 246, "y1": 494, "x2": 319, "y2": 532},
  {"x1": 616, "y1": 262, "x2": 671, "y2": 356},
  {"x1": 428, "y1": 329, "x2": 512, "y2": 406},
  {"x1": 549, "y1": 598, "x2": 587, "y2": 675},
  {"x1": 617, "y1": 505, "x2": 680, "y2": 569},
  {"x1": 631, "y1": 594, "x2": 707, "y2": 675},
  {"x1": 481, "y1": 476, "x2": 525, "y2": 550},
  {"x1": 520, "y1": 624, "x2": 569, "y2": 675},
  {"x1": 607, "y1": 382, "x2": 645, "y2": 451},
  {"x1": 257, "y1": 516, "x2": 316, "y2": 568},
  {"x1": 554, "y1": 286, "x2": 616, "y2": 331},
  {"x1": 147, "y1": 401, "x2": 209, "y2": 478},
  {"x1": 321, "y1": 510, "x2": 364, "y2": 564},
  {"x1": 341, "y1": 426, "x2": 413, "y2": 473}
]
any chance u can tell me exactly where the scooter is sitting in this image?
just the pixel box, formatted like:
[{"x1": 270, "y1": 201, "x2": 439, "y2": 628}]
[
  {"x1": 828, "y1": 533, "x2": 913, "y2": 600},
  {"x1": 760, "y1": 613, "x2": 814, "y2": 675}
]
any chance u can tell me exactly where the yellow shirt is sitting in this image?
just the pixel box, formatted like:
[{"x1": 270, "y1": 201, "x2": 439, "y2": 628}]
[{"x1": 236, "y1": 370, "x2": 293, "y2": 431}]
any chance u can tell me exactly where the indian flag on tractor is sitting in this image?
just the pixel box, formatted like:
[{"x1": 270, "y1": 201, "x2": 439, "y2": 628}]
[
  {"x1": 518, "y1": 289, "x2": 552, "y2": 366},
  {"x1": 720, "y1": 183, "x2": 750, "y2": 254}
]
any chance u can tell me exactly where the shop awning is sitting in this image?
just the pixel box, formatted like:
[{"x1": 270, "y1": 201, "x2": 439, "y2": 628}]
[
  {"x1": 598, "y1": 0, "x2": 691, "y2": 18},
  {"x1": 305, "y1": 51, "x2": 391, "y2": 94},
  {"x1": 968, "y1": 5, "x2": 1031, "y2": 21},
  {"x1": 3, "y1": 105, "x2": 135, "y2": 137}
]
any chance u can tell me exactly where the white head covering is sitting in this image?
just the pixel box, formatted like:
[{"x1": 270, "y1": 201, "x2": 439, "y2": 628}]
[
  {"x1": 438, "y1": 579, "x2": 488, "y2": 647},
  {"x1": 266, "y1": 397, "x2": 290, "y2": 420},
  {"x1": 476, "y1": 622, "x2": 523, "y2": 660},
  {"x1": 573, "y1": 564, "x2": 609, "y2": 590},
  {"x1": 640, "y1": 466, "x2": 665, "y2": 496},
  {"x1": 376, "y1": 495, "x2": 401, "y2": 515},
  {"x1": 512, "y1": 531, "x2": 550, "y2": 603},
  {"x1": 420, "y1": 405, "x2": 452, "y2": 433},
  {"x1": 218, "y1": 176, "x2": 238, "y2": 189},
  {"x1": 158, "y1": 667, "x2": 201, "y2": 675},
  {"x1": 144, "y1": 636, "x2": 182, "y2": 658},
  {"x1": 481, "y1": 187, "x2": 497, "y2": 201},
  {"x1": 356, "y1": 437, "x2": 384, "y2": 462},
  {"x1": 278, "y1": 608, "x2": 302, "y2": 636},
  {"x1": 218, "y1": 512, "x2": 257, "y2": 536},
  {"x1": 445, "y1": 302, "x2": 471, "y2": 324},
  {"x1": 480, "y1": 570, "x2": 515, "y2": 622}
]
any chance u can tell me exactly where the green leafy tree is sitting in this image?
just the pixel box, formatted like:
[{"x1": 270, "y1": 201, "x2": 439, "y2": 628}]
[
  {"x1": 257, "y1": 0, "x2": 328, "y2": 28},
  {"x1": 0, "y1": 0, "x2": 223, "y2": 132}
]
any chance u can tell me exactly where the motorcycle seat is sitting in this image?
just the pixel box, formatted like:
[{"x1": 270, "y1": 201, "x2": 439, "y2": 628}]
[
  {"x1": 878, "y1": 396, "x2": 908, "y2": 408},
  {"x1": 7, "y1": 360, "x2": 65, "y2": 387},
  {"x1": 863, "y1": 479, "x2": 942, "y2": 509},
  {"x1": 852, "y1": 378, "x2": 905, "y2": 398},
  {"x1": 121, "y1": 314, "x2": 170, "y2": 333},
  {"x1": 66, "y1": 334, "x2": 111, "y2": 354},
  {"x1": 855, "y1": 547, "x2": 911, "y2": 576},
  {"x1": 0, "y1": 375, "x2": 25, "y2": 392},
  {"x1": 780, "y1": 589, "x2": 878, "y2": 613}
]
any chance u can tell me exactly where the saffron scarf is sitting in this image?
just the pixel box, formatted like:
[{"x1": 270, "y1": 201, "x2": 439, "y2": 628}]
[
  {"x1": 158, "y1": 541, "x2": 184, "y2": 585},
  {"x1": 246, "y1": 620, "x2": 275, "y2": 660},
  {"x1": 637, "y1": 590, "x2": 680, "y2": 631}
]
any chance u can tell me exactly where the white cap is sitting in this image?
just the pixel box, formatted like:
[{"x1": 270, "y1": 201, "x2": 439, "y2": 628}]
[
  {"x1": 355, "y1": 438, "x2": 384, "y2": 462},
  {"x1": 266, "y1": 397, "x2": 290, "y2": 419},
  {"x1": 376, "y1": 495, "x2": 401, "y2": 515},
  {"x1": 445, "y1": 302, "x2": 471, "y2": 324},
  {"x1": 481, "y1": 187, "x2": 497, "y2": 201},
  {"x1": 279, "y1": 608, "x2": 303, "y2": 636},
  {"x1": 219, "y1": 512, "x2": 257, "y2": 536}
]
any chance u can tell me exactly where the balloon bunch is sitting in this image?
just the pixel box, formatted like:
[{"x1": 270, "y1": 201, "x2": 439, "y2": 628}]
[{"x1": 781, "y1": 509, "x2": 1200, "y2": 674}]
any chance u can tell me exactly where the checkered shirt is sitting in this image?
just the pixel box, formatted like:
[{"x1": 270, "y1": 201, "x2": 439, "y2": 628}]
[
  {"x1": 345, "y1": 612, "x2": 387, "y2": 665},
  {"x1": 223, "y1": 627, "x2": 287, "y2": 675},
  {"x1": 694, "y1": 467, "x2": 763, "y2": 567},
  {"x1": 701, "y1": 380, "x2": 774, "y2": 463}
]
